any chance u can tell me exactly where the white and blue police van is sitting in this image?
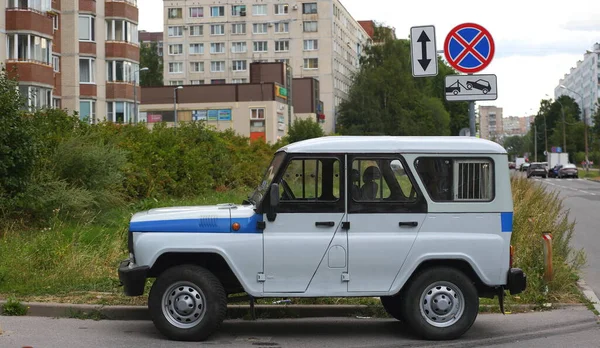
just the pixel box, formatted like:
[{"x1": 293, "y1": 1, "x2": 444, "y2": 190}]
[{"x1": 119, "y1": 136, "x2": 526, "y2": 341}]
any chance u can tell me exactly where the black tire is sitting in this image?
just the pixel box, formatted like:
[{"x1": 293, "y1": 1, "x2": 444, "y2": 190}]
[
  {"x1": 400, "y1": 267, "x2": 479, "y2": 340},
  {"x1": 148, "y1": 265, "x2": 227, "y2": 341},
  {"x1": 380, "y1": 295, "x2": 405, "y2": 321}
]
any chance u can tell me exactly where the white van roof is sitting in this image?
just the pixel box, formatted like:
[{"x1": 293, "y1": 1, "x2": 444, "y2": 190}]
[{"x1": 279, "y1": 136, "x2": 507, "y2": 154}]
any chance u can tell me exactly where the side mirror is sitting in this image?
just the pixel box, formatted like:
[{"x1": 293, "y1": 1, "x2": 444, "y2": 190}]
[{"x1": 267, "y1": 183, "x2": 279, "y2": 221}]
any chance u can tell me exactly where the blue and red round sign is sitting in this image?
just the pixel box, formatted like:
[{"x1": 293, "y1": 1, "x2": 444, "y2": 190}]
[{"x1": 444, "y1": 23, "x2": 495, "y2": 73}]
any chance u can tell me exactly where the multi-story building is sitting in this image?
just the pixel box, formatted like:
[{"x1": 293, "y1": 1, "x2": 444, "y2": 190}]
[
  {"x1": 161, "y1": 0, "x2": 370, "y2": 133},
  {"x1": 554, "y1": 43, "x2": 600, "y2": 126},
  {"x1": 478, "y1": 105, "x2": 504, "y2": 141},
  {"x1": 3, "y1": 0, "x2": 141, "y2": 123},
  {"x1": 139, "y1": 30, "x2": 163, "y2": 56}
]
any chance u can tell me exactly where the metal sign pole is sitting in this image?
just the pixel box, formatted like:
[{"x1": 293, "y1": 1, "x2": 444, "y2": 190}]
[{"x1": 469, "y1": 101, "x2": 476, "y2": 137}]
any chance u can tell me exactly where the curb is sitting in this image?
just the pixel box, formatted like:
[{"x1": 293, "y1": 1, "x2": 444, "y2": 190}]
[
  {"x1": 0, "y1": 301, "x2": 584, "y2": 321},
  {"x1": 577, "y1": 279, "x2": 600, "y2": 316}
]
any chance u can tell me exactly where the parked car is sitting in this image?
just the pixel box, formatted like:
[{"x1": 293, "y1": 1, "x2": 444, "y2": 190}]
[
  {"x1": 520, "y1": 163, "x2": 530, "y2": 172},
  {"x1": 548, "y1": 164, "x2": 563, "y2": 178},
  {"x1": 557, "y1": 163, "x2": 578, "y2": 178},
  {"x1": 527, "y1": 162, "x2": 547, "y2": 178}
]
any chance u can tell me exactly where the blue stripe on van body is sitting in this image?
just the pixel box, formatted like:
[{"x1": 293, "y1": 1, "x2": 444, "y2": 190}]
[
  {"x1": 500, "y1": 212, "x2": 513, "y2": 232},
  {"x1": 129, "y1": 214, "x2": 264, "y2": 233}
]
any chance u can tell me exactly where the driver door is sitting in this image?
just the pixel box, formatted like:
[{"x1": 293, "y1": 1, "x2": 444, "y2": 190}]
[{"x1": 262, "y1": 154, "x2": 347, "y2": 293}]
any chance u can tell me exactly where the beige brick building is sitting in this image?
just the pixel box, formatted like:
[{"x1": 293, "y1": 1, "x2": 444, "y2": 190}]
[
  {"x1": 478, "y1": 105, "x2": 504, "y2": 141},
  {"x1": 161, "y1": 0, "x2": 370, "y2": 134},
  {"x1": 2, "y1": 0, "x2": 141, "y2": 123}
]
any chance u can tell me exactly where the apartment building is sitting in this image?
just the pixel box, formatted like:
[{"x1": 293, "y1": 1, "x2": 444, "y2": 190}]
[
  {"x1": 139, "y1": 30, "x2": 163, "y2": 56},
  {"x1": 478, "y1": 105, "x2": 504, "y2": 141},
  {"x1": 554, "y1": 43, "x2": 600, "y2": 126},
  {"x1": 2, "y1": 0, "x2": 141, "y2": 123},
  {"x1": 161, "y1": 0, "x2": 370, "y2": 133}
]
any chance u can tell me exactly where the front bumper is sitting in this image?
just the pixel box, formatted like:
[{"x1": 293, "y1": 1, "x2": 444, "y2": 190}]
[
  {"x1": 507, "y1": 268, "x2": 527, "y2": 295},
  {"x1": 118, "y1": 259, "x2": 149, "y2": 296}
]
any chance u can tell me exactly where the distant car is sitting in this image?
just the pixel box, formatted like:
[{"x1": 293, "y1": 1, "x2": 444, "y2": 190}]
[
  {"x1": 508, "y1": 162, "x2": 516, "y2": 169},
  {"x1": 466, "y1": 79, "x2": 491, "y2": 94},
  {"x1": 520, "y1": 163, "x2": 530, "y2": 172},
  {"x1": 557, "y1": 163, "x2": 578, "y2": 178},
  {"x1": 527, "y1": 162, "x2": 547, "y2": 178},
  {"x1": 548, "y1": 164, "x2": 563, "y2": 178}
]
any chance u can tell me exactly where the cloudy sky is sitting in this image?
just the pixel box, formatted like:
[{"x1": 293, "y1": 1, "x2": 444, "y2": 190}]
[{"x1": 139, "y1": 0, "x2": 600, "y2": 118}]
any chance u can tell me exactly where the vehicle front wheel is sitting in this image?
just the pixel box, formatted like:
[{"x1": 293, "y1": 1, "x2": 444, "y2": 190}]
[
  {"x1": 148, "y1": 265, "x2": 227, "y2": 341},
  {"x1": 400, "y1": 267, "x2": 478, "y2": 340},
  {"x1": 380, "y1": 295, "x2": 404, "y2": 321}
]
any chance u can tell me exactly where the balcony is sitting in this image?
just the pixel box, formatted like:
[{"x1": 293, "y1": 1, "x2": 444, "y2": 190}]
[
  {"x1": 106, "y1": 0, "x2": 138, "y2": 22},
  {"x1": 5, "y1": 61, "x2": 54, "y2": 87},
  {"x1": 105, "y1": 42, "x2": 140, "y2": 61},
  {"x1": 79, "y1": 0, "x2": 96, "y2": 13},
  {"x1": 5, "y1": 8, "x2": 53, "y2": 37},
  {"x1": 106, "y1": 82, "x2": 139, "y2": 101}
]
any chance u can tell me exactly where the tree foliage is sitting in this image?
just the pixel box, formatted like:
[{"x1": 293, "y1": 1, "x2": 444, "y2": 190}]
[
  {"x1": 285, "y1": 117, "x2": 325, "y2": 144},
  {"x1": 336, "y1": 28, "x2": 468, "y2": 136},
  {"x1": 139, "y1": 41, "x2": 163, "y2": 87},
  {"x1": 503, "y1": 135, "x2": 527, "y2": 159}
]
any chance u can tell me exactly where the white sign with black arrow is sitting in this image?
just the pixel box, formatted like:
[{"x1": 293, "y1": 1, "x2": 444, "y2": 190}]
[{"x1": 410, "y1": 25, "x2": 438, "y2": 77}]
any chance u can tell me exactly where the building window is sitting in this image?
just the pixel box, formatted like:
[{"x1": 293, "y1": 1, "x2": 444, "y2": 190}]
[
  {"x1": 78, "y1": 15, "x2": 95, "y2": 41},
  {"x1": 79, "y1": 100, "x2": 96, "y2": 123},
  {"x1": 303, "y1": 21, "x2": 318, "y2": 32},
  {"x1": 274, "y1": 22, "x2": 289, "y2": 33},
  {"x1": 7, "y1": 34, "x2": 52, "y2": 64},
  {"x1": 167, "y1": 8, "x2": 183, "y2": 19},
  {"x1": 168, "y1": 26, "x2": 183, "y2": 37},
  {"x1": 232, "y1": 5, "x2": 246, "y2": 16},
  {"x1": 275, "y1": 40, "x2": 289, "y2": 52},
  {"x1": 275, "y1": 58, "x2": 289, "y2": 65},
  {"x1": 211, "y1": 61, "x2": 225, "y2": 72},
  {"x1": 251, "y1": 108, "x2": 265, "y2": 120},
  {"x1": 52, "y1": 55, "x2": 60, "y2": 72},
  {"x1": 168, "y1": 44, "x2": 183, "y2": 55},
  {"x1": 304, "y1": 39, "x2": 318, "y2": 50},
  {"x1": 232, "y1": 23, "x2": 246, "y2": 34},
  {"x1": 189, "y1": 7, "x2": 203, "y2": 18},
  {"x1": 302, "y1": 3, "x2": 317, "y2": 14},
  {"x1": 106, "y1": 60, "x2": 139, "y2": 82},
  {"x1": 168, "y1": 62, "x2": 183, "y2": 73},
  {"x1": 52, "y1": 14, "x2": 59, "y2": 30},
  {"x1": 303, "y1": 58, "x2": 318, "y2": 69},
  {"x1": 210, "y1": 42, "x2": 225, "y2": 54},
  {"x1": 107, "y1": 101, "x2": 134, "y2": 124},
  {"x1": 210, "y1": 24, "x2": 225, "y2": 35},
  {"x1": 190, "y1": 62, "x2": 204, "y2": 72},
  {"x1": 79, "y1": 57, "x2": 96, "y2": 83},
  {"x1": 191, "y1": 80, "x2": 204, "y2": 85},
  {"x1": 7, "y1": 0, "x2": 51, "y2": 12},
  {"x1": 106, "y1": 19, "x2": 138, "y2": 44},
  {"x1": 211, "y1": 79, "x2": 226, "y2": 84},
  {"x1": 253, "y1": 41, "x2": 268, "y2": 52},
  {"x1": 232, "y1": 60, "x2": 247, "y2": 71},
  {"x1": 189, "y1": 43, "x2": 204, "y2": 54},
  {"x1": 274, "y1": 4, "x2": 288, "y2": 14},
  {"x1": 253, "y1": 23, "x2": 268, "y2": 34},
  {"x1": 232, "y1": 78, "x2": 247, "y2": 83},
  {"x1": 189, "y1": 25, "x2": 203, "y2": 36},
  {"x1": 52, "y1": 97, "x2": 61, "y2": 109},
  {"x1": 169, "y1": 80, "x2": 184, "y2": 86},
  {"x1": 252, "y1": 4, "x2": 267, "y2": 15},
  {"x1": 210, "y1": 6, "x2": 224, "y2": 17},
  {"x1": 19, "y1": 85, "x2": 52, "y2": 111},
  {"x1": 231, "y1": 42, "x2": 247, "y2": 53}
]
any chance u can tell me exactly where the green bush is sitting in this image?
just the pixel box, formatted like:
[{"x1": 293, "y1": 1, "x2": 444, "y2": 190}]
[
  {"x1": 2, "y1": 296, "x2": 28, "y2": 316},
  {"x1": 285, "y1": 117, "x2": 325, "y2": 144},
  {"x1": 510, "y1": 176, "x2": 585, "y2": 303}
]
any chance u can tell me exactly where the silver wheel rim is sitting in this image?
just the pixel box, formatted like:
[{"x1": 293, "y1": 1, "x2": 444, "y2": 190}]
[
  {"x1": 419, "y1": 281, "x2": 465, "y2": 328},
  {"x1": 162, "y1": 281, "x2": 207, "y2": 329}
]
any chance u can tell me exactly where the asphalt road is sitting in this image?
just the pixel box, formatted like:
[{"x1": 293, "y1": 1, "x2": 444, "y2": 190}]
[
  {"x1": 531, "y1": 175, "x2": 600, "y2": 297},
  {"x1": 1, "y1": 306, "x2": 599, "y2": 348}
]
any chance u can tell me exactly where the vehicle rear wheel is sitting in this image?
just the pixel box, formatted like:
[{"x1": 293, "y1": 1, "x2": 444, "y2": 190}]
[
  {"x1": 380, "y1": 295, "x2": 404, "y2": 321},
  {"x1": 148, "y1": 264, "x2": 227, "y2": 341},
  {"x1": 400, "y1": 267, "x2": 478, "y2": 340}
]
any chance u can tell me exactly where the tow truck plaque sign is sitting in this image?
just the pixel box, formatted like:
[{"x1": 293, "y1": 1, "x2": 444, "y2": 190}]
[{"x1": 444, "y1": 74, "x2": 497, "y2": 101}]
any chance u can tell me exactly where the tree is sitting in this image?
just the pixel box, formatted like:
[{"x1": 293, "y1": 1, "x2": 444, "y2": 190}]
[
  {"x1": 336, "y1": 28, "x2": 466, "y2": 136},
  {"x1": 139, "y1": 41, "x2": 163, "y2": 87},
  {"x1": 503, "y1": 135, "x2": 527, "y2": 158},
  {"x1": 285, "y1": 117, "x2": 325, "y2": 143}
]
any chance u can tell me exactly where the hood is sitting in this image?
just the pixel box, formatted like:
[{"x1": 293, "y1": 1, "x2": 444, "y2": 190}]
[{"x1": 129, "y1": 203, "x2": 261, "y2": 233}]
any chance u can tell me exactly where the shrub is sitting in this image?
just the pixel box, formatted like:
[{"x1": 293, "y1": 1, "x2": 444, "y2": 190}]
[
  {"x1": 285, "y1": 117, "x2": 325, "y2": 144},
  {"x1": 510, "y1": 176, "x2": 585, "y2": 303},
  {"x1": 1, "y1": 296, "x2": 28, "y2": 316}
]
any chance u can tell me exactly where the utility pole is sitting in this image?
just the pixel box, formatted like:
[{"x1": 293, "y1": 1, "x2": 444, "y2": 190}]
[
  {"x1": 173, "y1": 86, "x2": 183, "y2": 132},
  {"x1": 534, "y1": 122, "x2": 538, "y2": 162},
  {"x1": 133, "y1": 67, "x2": 148, "y2": 124}
]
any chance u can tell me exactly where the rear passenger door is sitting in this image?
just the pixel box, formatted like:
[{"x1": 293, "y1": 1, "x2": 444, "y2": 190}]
[{"x1": 346, "y1": 154, "x2": 427, "y2": 292}]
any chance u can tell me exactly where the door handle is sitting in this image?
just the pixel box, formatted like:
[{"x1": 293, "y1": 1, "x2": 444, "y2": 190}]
[
  {"x1": 399, "y1": 221, "x2": 418, "y2": 227},
  {"x1": 315, "y1": 221, "x2": 335, "y2": 227}
]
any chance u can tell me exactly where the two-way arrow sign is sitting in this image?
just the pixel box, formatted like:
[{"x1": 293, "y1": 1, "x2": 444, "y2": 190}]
[{"x1": 410, "y1": 25, "x2": 438, "y2": 77}]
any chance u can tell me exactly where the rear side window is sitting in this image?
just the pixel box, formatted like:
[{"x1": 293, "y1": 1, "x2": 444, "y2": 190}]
[{"x1": 414, "y1": 157, "x2": 494, "y2": 202}]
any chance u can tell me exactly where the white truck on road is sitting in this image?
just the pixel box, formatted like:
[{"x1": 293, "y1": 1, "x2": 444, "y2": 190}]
[
  {"x1": 118, "y1": 136, "x2": 527, "y2": 342},
  {"x1": 548, "y1": 152, "x2": 569, "y2": 169}
]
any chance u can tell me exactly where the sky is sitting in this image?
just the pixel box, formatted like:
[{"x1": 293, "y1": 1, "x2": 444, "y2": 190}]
[{"x1": 138, "y1": 0, "x2": 600, "y2": 118}]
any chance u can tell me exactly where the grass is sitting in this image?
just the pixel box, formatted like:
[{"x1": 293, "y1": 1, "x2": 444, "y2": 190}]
[{"x1": 0, "y1": 178, "x2": 587, "y2": 312}]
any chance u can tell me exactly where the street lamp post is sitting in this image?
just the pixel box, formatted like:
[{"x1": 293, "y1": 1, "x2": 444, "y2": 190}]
[
  {"x1": 560, "y1": 85, "x2": 588, "y2": 172},
  {"x1": 133, "y1": 67, "x2": 149, "y2": 124},
  {"x1": 173, "y1": 86, "x2": 183, "y2": 131}
]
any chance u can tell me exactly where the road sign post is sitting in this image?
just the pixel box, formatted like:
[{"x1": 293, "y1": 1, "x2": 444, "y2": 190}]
[
  {"x1": 410, "y1": 25, "x2": 438, "y2": 77},
  {"x1": 443, "y1": 23, "x2": 495, "y2": 137}
]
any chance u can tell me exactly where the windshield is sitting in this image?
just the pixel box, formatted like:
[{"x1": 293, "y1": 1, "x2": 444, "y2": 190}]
[
  {"x1": 563, "y1": 164, "x2": 576, "y2": 169},
  {"x1": 247, "y1": 151, "x2": 286, "y2": 205}
]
